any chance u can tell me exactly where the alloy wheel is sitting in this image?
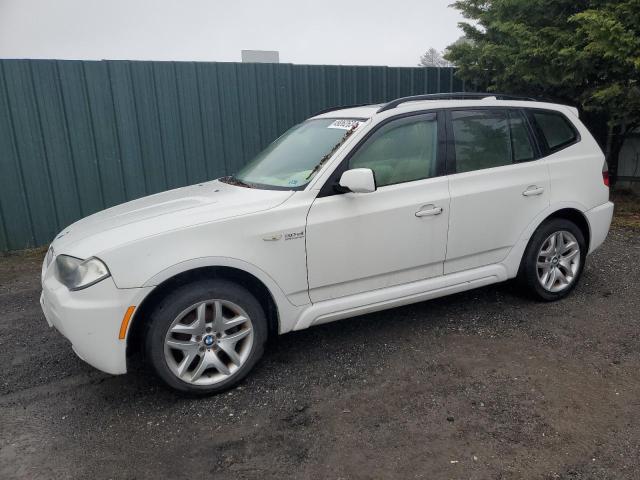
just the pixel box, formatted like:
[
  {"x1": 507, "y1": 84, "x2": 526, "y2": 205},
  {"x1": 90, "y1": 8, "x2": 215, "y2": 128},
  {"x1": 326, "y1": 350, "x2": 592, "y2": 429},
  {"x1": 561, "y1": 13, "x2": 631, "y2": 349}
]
[
  {"x1": 536, "y1": 230, "x2": 581, "y2": 293},
  {"x1": 163, "y1": 299, "x2": 254, "y2": 385}
]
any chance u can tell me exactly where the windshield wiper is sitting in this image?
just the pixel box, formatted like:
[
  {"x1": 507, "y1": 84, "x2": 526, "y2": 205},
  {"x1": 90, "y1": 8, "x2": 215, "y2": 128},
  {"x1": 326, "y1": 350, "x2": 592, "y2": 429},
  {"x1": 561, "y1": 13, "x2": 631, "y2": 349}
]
[
  {"x1": 221, "y1": 175, "x2": 253, "y2": 188},
  {"x1": 306, "y1": 125, "x2": 358, "y2": 180}
]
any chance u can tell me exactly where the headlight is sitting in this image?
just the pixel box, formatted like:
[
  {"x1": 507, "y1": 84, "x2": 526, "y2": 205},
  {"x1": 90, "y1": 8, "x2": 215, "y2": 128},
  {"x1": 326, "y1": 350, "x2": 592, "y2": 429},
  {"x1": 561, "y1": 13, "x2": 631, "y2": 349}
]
[{"x1": 55, "y1": 255, "x2": 110, "y2": 291}]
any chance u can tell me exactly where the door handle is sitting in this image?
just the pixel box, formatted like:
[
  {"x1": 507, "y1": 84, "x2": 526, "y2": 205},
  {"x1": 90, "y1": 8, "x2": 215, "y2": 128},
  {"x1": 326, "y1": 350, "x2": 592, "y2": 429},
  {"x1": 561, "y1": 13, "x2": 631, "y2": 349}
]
[
  {"x1": 415, "y1": 205, "x2": 443, "y2": 217},
  {"x1": 522, "y1": 186, "x2": 545, "y2": 196}
]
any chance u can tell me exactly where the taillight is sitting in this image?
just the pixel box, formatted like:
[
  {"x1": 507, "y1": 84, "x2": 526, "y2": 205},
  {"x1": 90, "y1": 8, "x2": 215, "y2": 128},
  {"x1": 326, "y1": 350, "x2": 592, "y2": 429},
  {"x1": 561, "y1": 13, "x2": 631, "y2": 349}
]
[{"x1": 602, "y1": 162, "x2": 610, "y2": 187}]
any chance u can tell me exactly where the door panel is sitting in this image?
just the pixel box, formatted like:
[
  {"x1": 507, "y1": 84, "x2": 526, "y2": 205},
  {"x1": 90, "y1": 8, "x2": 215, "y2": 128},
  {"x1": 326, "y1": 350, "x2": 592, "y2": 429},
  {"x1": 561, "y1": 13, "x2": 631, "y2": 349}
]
[
  {"x1": 445, "y1": 161, "x2": 550, "y2": 273},
  {"x1": 306, "y1": 177, "x2": 450, "y2": 302},
  {"x1": 444, "y1": 108, "x2": 550, "y2": 274}
]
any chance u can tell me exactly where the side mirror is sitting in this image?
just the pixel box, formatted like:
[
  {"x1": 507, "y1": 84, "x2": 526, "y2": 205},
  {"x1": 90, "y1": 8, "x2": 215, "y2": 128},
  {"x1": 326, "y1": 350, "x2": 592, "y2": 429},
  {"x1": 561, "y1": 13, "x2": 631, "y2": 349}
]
[{"x1": 338, "y1": 168, "x2": 376, "y2": 194}]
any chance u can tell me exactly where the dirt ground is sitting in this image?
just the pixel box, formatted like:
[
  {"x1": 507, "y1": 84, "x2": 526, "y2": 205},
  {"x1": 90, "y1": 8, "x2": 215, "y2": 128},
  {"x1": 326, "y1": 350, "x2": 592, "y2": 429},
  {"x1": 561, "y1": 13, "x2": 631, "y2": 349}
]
[{"x1": 1, "y1": 195, "x2": 639, "y2": 479}]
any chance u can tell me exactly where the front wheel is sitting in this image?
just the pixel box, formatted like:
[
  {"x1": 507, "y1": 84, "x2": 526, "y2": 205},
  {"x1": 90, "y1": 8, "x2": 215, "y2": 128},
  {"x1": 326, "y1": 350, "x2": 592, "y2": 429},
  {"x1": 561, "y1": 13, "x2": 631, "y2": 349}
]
[
  {"x1": 145, "y1": 279, "x2": 267, "y2": 395},
  {"x1": 518, "y1": 218, "x2": 587, "y2": 301}
]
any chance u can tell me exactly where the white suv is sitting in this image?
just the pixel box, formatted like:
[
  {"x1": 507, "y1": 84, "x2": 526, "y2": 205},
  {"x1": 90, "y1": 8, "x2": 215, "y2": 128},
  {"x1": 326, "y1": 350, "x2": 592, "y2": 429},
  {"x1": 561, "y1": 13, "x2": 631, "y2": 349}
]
[{"x1": 40, "y1": 94, "x2": 614, "y2": 394}]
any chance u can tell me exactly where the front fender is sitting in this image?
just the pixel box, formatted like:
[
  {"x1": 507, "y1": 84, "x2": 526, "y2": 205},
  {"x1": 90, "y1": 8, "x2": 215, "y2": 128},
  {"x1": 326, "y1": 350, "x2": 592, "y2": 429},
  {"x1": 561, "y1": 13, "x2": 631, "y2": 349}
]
[{"x1": 141, "y1": 256, "x2": 306, "y2": 334}]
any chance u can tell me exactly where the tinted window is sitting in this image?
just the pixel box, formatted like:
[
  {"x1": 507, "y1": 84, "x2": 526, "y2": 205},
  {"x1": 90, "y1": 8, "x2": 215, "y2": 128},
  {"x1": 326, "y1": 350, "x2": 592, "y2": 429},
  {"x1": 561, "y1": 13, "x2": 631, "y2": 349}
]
[
  {"x1": 509, "y1": 110, "x2": 535, "y2": 162},
  {"x1": 349, "y1": 114, "x2": 437, "y2": 187},
  {"x1": 532, "y1": 110, "x2": 577, "y2": 151},
  {"x1": 451, "y1": 110, "x2": 511, "y2": 173}
]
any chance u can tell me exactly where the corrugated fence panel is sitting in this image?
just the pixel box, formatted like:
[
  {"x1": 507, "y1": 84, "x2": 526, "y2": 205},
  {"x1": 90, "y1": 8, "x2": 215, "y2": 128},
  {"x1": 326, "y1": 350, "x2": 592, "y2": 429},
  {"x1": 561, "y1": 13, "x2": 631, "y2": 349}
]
[
  {"x1": 153, "y1": 62, "x2": 188, "y2": 191},
  {"x1": 30, "y1": 61, "x2": 82, "y2": 231},
  {"x1": 236, "y1": 63, "x2": 262, "y2": 164},
  {"x1": 108, "y1": 61, "x2": 147, "y2": 199},
  {"x1": 57, "y1": 61, "x2": 105, "y2": 217},
  {"x1": 4, "y1": 60, "x2": 60, "y2": 247},
  {"x1": 0, "y1": 60, "x2": 465, "y2": 251},
  {"x1": 0, "y1": 62, "x2": 33, "y2": 250},
  {"x1": 174, "y1": 62, "x2": 209, "y2": 185},
  {"x1": 134, "y1": 61, "x2": 171, "y2": 195},
  {"x1": 195, "y1": 62, "x2": 226, "y2": 181},
  {"x1": 84, "y1": 61, "x2": 128, "y2": 207}
]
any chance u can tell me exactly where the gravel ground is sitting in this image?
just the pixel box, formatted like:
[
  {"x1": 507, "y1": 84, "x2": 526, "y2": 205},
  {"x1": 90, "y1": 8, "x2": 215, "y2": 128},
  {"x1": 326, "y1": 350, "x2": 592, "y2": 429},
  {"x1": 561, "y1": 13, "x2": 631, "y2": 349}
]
[{"x1": 1, "y1": 226, "x2": 639, "y2": 479}]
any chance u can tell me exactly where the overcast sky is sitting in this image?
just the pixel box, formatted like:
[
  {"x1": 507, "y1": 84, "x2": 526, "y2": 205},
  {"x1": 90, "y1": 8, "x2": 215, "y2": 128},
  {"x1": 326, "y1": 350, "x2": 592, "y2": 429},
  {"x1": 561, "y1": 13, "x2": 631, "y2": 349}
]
[{"x1": 0, "y1": 0, "x2": 464, "y2": 66}]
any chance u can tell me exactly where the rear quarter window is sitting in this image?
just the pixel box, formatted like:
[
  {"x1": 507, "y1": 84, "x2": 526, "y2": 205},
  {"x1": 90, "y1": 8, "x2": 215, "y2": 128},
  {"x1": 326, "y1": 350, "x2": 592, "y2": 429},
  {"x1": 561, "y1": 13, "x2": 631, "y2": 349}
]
[{"x1": 531, "y1": 110, "x2": 578, "y2": 152}]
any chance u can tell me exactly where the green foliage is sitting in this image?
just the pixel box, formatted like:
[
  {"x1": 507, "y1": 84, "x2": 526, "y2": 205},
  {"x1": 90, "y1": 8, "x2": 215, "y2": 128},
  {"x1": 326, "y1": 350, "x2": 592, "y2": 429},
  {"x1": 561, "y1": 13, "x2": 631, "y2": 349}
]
[{"x1": 446, "y1": 0, "x2": 640, "y2": 133}]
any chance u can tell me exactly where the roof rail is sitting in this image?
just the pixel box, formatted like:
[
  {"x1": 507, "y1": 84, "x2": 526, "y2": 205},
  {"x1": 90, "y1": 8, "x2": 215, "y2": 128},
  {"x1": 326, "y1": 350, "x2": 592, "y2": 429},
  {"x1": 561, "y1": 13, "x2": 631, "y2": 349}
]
[{"x1": 376, "y1": 92, "x2": 538, "y2": 113}]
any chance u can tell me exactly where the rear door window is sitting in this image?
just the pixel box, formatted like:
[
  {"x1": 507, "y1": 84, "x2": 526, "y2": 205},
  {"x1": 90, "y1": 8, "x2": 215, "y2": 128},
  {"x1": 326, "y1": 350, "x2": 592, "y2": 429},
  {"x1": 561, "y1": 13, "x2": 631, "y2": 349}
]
[
  {"x1": 451, "y1": 109, "x2": 512, "y2": 173},
  {"x1": 450, "y1": 109, "x2": 539, "y2": 173}
]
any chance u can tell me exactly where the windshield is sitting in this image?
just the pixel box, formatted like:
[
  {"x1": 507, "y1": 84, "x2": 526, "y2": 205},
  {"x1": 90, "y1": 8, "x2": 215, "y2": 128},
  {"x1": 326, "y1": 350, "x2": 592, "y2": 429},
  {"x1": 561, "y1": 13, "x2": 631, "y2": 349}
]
[{"x1": 227, "y1": 118, "x2": 364, "y2": 190}]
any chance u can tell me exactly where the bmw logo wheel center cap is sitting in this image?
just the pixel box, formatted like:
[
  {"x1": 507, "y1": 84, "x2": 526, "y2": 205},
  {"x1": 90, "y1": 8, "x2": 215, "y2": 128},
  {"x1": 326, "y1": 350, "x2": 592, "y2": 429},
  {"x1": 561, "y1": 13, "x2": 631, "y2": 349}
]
[{"x1": 203, "y1": 335, "x2": 215, "y2": 347}]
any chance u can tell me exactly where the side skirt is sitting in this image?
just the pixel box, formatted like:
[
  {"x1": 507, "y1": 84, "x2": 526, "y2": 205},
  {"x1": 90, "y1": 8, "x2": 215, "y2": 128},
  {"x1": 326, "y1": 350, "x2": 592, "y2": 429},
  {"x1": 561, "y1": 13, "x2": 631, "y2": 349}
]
[{"x1": 292, "y1": 264, "x2": 509, "y2": 331}]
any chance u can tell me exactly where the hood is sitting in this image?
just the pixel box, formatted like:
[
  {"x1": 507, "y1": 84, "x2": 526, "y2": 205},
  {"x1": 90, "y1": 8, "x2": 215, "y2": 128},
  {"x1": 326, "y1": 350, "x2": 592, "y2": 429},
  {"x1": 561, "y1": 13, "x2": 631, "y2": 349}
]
[{"x1": 52, "y1": 180, "x2": 293, "y2": 257}]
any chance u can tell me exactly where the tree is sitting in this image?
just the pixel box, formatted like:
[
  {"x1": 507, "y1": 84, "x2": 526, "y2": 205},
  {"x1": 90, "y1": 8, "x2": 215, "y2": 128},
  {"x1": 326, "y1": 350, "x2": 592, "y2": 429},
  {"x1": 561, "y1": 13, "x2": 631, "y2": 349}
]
[
  {"x1": 419, "y1": 48, "x2": 452, "y2": 67},
  {"x1": 445, "y1": 0, "x2": 640, "y2": 183}
]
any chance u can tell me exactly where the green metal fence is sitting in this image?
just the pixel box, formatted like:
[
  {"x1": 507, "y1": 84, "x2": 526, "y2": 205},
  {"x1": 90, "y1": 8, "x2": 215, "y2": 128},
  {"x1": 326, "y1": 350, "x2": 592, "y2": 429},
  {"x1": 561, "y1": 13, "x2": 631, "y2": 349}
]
[{"x1": 0, "y1": 60, "x2": 464, "y2": 251}]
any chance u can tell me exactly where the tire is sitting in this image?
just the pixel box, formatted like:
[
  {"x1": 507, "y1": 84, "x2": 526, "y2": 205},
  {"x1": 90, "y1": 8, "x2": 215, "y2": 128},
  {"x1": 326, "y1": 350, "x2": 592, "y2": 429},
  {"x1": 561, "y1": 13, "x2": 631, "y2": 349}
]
[
  {"x1": 518, "y1": 218, "x2": 587, "y2": 302},
  {"x1": 144, "y1": 278, "x2": 267, "y2": 395}
]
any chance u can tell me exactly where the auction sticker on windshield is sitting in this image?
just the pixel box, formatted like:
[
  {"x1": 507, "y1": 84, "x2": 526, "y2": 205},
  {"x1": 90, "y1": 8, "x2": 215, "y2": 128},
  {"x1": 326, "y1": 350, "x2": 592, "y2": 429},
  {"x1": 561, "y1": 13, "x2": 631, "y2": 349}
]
[{"x1": 327, "y1": 119, "x2": 363, "y2": 130}]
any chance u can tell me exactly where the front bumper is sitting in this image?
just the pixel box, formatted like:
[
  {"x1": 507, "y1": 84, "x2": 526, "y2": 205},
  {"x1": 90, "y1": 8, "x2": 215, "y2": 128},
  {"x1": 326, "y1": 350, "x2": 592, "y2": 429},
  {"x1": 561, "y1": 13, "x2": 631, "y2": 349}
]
[{"x1": 41, "y1": 267, "x2": 153, "y2": 375}]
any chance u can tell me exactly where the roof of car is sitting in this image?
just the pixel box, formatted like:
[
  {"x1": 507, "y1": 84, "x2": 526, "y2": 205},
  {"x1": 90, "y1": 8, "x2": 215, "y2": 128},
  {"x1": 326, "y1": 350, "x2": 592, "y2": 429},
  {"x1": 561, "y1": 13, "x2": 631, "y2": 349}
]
[
  {"x1": 311, "y1": 94, "x2": 579, "y2": 120},
  {"x1": 312, "y1": 105, "x2": 381, "y2": 120}
]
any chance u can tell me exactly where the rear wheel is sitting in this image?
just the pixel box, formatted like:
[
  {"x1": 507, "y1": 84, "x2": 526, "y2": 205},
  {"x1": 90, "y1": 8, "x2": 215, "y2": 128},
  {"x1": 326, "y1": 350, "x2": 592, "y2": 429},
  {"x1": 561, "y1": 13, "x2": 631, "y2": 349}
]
[
  {"x1": 518, "y1": 218, "x2": 586, "y2": 301},
  {"x1": 145, "y1": 279, "x2": 267, "y2": 395}
]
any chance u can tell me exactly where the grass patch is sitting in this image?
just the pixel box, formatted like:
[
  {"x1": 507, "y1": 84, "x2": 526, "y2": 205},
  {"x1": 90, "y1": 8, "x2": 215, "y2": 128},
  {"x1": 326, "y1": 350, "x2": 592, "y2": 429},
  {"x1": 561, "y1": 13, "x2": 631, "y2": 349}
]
[
  {"x1": 612, "y1": 189, "x2": 640, "y2": 229},
  {"x1": 0, "y1": 245, "x2": 48, "y2": 259}
]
